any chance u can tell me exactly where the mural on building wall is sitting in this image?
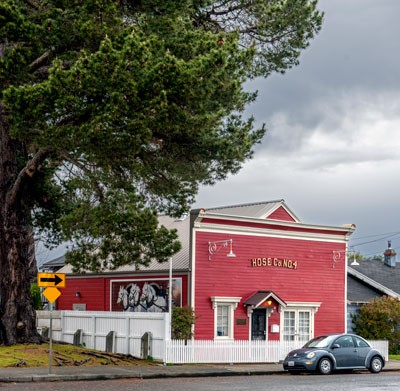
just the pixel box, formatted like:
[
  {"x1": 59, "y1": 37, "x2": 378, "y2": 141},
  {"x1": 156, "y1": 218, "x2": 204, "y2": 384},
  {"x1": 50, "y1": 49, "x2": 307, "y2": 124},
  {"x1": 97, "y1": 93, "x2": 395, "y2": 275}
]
[{"x1": 111, "y1": 278, "x2": 182, "y2": 312}]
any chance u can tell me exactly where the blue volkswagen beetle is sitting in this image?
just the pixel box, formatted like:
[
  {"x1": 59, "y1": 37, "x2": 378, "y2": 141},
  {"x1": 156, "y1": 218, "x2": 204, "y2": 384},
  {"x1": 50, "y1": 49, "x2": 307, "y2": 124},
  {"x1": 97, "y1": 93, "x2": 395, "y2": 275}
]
[{"x1": 283, "y1": 333, "x2": 385, "y2": 375}]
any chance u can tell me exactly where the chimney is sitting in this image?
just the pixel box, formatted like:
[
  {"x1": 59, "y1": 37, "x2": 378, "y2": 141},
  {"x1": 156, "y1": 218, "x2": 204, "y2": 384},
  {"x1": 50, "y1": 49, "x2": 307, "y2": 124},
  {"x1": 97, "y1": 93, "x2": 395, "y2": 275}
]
[{"x1": 384, "y1": 241, "x2": 397, "y2": 267}]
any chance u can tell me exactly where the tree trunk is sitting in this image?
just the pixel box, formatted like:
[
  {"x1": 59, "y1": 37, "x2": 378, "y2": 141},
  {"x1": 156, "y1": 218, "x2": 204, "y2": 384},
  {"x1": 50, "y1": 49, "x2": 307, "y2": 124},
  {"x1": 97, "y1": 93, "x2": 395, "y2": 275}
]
[{"x1": 0, "y1": 104, "x2": 41, "y2": 345}]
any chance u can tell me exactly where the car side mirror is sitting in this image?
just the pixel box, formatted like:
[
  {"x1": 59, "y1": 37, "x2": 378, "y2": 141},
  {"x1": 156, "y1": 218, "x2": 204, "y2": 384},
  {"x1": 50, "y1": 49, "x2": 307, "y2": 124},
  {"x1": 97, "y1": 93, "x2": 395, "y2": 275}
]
[{"x1": 332, "y1": 344, "x2": 341, "y2": 349}]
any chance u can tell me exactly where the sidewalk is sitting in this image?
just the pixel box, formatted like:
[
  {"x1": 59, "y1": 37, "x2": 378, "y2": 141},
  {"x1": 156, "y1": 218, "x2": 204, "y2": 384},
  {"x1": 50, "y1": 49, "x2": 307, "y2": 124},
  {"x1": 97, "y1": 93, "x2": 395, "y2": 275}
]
[{"x1": 0, "y1": 361, "x2": 400, "y2": 383}]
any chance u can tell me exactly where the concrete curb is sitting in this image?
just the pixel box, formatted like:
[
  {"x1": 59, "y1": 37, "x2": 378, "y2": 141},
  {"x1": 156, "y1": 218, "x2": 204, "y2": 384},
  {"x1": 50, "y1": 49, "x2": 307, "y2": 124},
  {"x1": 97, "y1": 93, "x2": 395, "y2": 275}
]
[
  {"x1": 0, "y1": 363, "x2": 398, "y2": 383},
  {"x1": 0, "y1": 370, "x2": 284, "y2": 383}
]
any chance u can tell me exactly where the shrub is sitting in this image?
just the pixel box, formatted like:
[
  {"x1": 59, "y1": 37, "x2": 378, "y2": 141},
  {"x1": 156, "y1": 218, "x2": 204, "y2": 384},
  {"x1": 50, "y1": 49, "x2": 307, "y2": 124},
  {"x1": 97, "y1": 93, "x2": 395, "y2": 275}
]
[
  {"x1": 352, "y1": 296, "x2": 400, "y2": 354},
  {"x1": 171, "y1": 306, "x2": 196, "y2": 341}
]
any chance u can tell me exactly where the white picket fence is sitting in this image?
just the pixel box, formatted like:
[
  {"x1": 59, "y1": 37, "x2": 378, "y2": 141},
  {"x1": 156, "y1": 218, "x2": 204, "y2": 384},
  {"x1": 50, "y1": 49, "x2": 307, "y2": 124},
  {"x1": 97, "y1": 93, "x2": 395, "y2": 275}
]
[
  {"x1": 165, "y1": 339, "x2": 299, "y2": 364},
  {"x1": 36, "y1": 311, "x2": 388, "y2": 364},
  {"x1": 164, "y1": 339, "x2": 389, "y2": 364}
]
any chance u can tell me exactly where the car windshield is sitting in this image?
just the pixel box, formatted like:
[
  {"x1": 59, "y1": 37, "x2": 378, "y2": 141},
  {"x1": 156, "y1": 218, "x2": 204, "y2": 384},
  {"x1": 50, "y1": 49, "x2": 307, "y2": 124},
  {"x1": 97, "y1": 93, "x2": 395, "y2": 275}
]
[{"x1": 303, "y1": 335, "x2": 337, "y2": 348}]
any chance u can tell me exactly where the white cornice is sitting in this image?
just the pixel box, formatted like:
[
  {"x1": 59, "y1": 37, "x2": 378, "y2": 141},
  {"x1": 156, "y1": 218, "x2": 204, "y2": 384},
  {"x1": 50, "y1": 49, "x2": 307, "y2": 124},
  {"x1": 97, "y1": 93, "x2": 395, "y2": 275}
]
[
  {"x1": 196, "y1": 213, "x2": 354, "y2": 238},
  {"x1": 194, "y1": 223, "x2": 351, "y2": 244}
]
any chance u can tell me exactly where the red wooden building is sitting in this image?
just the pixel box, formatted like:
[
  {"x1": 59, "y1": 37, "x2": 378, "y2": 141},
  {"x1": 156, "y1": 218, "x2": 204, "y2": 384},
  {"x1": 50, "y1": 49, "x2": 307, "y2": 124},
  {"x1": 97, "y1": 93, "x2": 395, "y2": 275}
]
[{"x1": 56, "y1": 200, "x2": 355, "y2": 342}]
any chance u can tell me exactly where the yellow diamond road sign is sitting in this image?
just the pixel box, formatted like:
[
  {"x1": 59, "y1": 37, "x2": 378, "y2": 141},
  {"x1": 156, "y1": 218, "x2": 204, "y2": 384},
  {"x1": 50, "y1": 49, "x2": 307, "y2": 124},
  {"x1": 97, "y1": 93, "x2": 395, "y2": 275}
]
[
  {"x1": 43, "y1": 287, "x2": 61, "y2": 303},
  {"x1": 37, "y1": 273, "x2": 66, "y2": 288}
]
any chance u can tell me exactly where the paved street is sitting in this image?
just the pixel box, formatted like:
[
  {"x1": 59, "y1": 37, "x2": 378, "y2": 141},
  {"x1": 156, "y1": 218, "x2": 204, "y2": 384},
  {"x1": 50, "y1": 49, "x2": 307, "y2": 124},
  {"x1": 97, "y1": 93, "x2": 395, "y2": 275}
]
[{"x1": 2, "y1": 372, "x2": 400, "y2": 391}]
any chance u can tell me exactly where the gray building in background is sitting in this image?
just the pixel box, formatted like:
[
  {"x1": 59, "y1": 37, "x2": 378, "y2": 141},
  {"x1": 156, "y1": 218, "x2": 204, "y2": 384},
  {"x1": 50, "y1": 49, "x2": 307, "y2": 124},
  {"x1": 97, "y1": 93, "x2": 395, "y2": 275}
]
[{"x1": 347, "y1": 241, "x2": 400, "y2": 332}]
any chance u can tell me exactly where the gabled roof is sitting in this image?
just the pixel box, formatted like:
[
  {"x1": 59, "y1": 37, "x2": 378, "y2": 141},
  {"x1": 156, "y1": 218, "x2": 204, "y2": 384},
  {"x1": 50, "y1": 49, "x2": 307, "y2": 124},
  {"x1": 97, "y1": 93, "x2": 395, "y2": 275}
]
[
  {"x1": 347, "y1": 259, "x2": 400, "y2": 302},
  {"x1": 203, "y1": 200, "x2": 300, "y2": 222}
]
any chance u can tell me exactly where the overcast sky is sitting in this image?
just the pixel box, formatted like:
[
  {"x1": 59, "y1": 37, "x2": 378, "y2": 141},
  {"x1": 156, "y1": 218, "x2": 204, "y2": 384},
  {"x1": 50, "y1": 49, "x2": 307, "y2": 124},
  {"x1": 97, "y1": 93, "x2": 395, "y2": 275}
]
[{"x1": 194, "y1": 0, "x2": 400, "y2": 258}]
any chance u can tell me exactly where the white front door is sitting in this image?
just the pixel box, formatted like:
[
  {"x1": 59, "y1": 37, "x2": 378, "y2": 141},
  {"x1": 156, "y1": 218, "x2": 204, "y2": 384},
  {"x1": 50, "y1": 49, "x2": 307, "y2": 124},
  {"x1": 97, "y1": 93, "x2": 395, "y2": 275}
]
[{"x1": 282, "y1": 310, "x2": 311, "y2": 342}]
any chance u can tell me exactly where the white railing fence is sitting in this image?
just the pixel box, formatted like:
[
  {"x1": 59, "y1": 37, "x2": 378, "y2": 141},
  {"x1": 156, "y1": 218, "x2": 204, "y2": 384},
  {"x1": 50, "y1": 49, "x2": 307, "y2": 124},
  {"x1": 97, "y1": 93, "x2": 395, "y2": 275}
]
[
  {"x1": 36, "y1": 311, "x2": 389, "y2": 364},
  {"x1": 36, "y1": 310, "x2": 169, "y2": 361},
  {"x1": 369, "y1": 340, "x2": 389, "y2": 361}
]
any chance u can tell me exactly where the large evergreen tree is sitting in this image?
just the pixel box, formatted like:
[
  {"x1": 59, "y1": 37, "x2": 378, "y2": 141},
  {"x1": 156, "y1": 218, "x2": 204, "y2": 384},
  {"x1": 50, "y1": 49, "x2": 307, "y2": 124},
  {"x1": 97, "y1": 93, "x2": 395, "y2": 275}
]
[{"x1": 0, "y1": 0, "x2": 322, "y2": 344}]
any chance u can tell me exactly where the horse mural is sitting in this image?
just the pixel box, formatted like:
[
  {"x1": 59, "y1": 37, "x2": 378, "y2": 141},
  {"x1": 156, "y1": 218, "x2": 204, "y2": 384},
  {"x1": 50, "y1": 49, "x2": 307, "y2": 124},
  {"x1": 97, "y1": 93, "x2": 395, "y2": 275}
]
[
  {"x1": 117, "y1": 285, "x2": 129, "y2": 311},
  {"x1": 140, "y1": 282, "x2": 168, "y2": 312},
  {"x1": 126, "y1": 283, "x2": 143, "y2": 312},
  {"x1": 115, "y1": 281, "x2": 175, "y2": 312},
  {"x1": 116, "y1": 283, "x2": 143, "y2": 312}
]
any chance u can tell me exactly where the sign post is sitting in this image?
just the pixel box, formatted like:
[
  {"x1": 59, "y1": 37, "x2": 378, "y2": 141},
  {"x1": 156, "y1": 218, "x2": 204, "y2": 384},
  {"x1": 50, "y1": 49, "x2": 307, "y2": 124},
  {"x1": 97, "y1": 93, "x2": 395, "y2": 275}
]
[
  {"x1": 168, "y1": 257, "x2": 172, "y2": 340},
  {"x1": 37, "y1": 273, "x2": 66, "y2": 375},
  {"x1": 48, "y1": 301, "x2": 53, "y2": 374}
]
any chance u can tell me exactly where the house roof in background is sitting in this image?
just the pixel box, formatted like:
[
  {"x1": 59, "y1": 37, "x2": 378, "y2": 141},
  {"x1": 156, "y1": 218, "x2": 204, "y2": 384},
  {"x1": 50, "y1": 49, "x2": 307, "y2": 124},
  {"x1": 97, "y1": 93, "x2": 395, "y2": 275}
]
[
  {"x1": 40, "y1": 255, "x2": 66, "y2": 270},
  {"x1": 348, "y1": 259, "x2": 400, "y2": 296},
  {"x1": 347, "y1": 274, "x2": 385, "y2": 303},
  {"x1": 347, "y1": 259, "x2": 400, "y2": 303}
]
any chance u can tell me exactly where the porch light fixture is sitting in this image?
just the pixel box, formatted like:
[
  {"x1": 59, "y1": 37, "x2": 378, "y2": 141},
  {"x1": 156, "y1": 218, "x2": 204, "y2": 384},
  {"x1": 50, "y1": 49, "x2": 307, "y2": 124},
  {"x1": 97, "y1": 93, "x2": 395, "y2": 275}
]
[{"x1": 208, "y1": 239, "x2": 236, "y2": 261}]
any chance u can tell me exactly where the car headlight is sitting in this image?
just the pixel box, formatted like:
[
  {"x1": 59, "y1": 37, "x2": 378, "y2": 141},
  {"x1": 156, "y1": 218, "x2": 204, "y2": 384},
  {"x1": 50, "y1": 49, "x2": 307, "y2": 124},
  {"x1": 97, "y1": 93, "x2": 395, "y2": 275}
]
[{"x1": 306, "y1": 352, "x2": 316, "y2": 359}]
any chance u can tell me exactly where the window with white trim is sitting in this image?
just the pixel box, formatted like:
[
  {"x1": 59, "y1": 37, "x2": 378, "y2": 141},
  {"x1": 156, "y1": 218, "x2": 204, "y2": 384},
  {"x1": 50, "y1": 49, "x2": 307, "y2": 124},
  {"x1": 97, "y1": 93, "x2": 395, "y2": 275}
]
[{"x1": 211, "y1": 297, "x2": 241, "y2": 340}]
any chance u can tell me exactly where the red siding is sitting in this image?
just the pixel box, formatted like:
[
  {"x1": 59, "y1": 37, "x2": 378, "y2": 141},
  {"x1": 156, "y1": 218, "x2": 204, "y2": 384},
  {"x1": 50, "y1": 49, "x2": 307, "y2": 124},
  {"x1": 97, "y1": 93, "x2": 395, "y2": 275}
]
[
  {"x1": 57, "y1": 277, "x2": 107, "y2": 311},
  {"x1": 194, "y1": 231, "x2": 346, "y2": 340},
  {"x1": 267, "y1": 206, "x2": 296, "y2": 222}
]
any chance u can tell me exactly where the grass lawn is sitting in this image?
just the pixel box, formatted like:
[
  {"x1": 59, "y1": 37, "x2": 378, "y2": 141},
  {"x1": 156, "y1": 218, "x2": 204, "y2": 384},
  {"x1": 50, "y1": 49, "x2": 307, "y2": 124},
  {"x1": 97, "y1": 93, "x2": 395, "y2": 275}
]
[{"x1": 0, "y1": 342, "x2": 152, "y2": 368}]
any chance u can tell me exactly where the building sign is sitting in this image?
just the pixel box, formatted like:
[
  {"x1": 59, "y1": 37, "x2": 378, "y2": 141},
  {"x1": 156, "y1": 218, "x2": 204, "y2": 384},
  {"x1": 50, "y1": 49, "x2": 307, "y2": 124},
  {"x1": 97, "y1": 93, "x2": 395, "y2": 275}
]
[
  {"x1": 110, "y1": 278, "x2": 182, "y2": 312},
  {"x1": 251, "y1": 257, "x2": 298, "y2": 270}
]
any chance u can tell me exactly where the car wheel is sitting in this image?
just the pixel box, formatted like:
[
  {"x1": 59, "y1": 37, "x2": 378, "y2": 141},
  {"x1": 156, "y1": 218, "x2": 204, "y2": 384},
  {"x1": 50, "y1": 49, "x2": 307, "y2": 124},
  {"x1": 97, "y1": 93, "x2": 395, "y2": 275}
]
[
  {"x1": 369, "y1": 356, "x2": 383, "y2": 373},
  {"x1": 318, "y1": 357, "x2": 332, "y2": 375}
]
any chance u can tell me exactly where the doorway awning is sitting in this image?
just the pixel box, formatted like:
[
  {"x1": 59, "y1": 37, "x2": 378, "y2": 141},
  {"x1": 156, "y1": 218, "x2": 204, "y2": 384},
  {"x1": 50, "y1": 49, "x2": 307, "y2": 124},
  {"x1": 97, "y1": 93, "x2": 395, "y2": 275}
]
[{"x1": 243, "y1": 291, "x2": 286, "y2": 309}]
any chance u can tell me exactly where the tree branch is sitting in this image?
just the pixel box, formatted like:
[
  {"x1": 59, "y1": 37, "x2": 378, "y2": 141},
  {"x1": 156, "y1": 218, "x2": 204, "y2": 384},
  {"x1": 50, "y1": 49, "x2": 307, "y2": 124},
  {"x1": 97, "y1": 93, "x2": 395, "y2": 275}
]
[
  {"x1": 29, "y1": 50, "x2": 51, "y2": 73},
  {"x1": 22, "y1": 0, "x2": 40, "y2": 11},
  {"x1": 60, "y1": 152, "x2": 105, "y2": 203},
  {"x1": 8, "y1": 149, "x2": 49, "y2": 207}
]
